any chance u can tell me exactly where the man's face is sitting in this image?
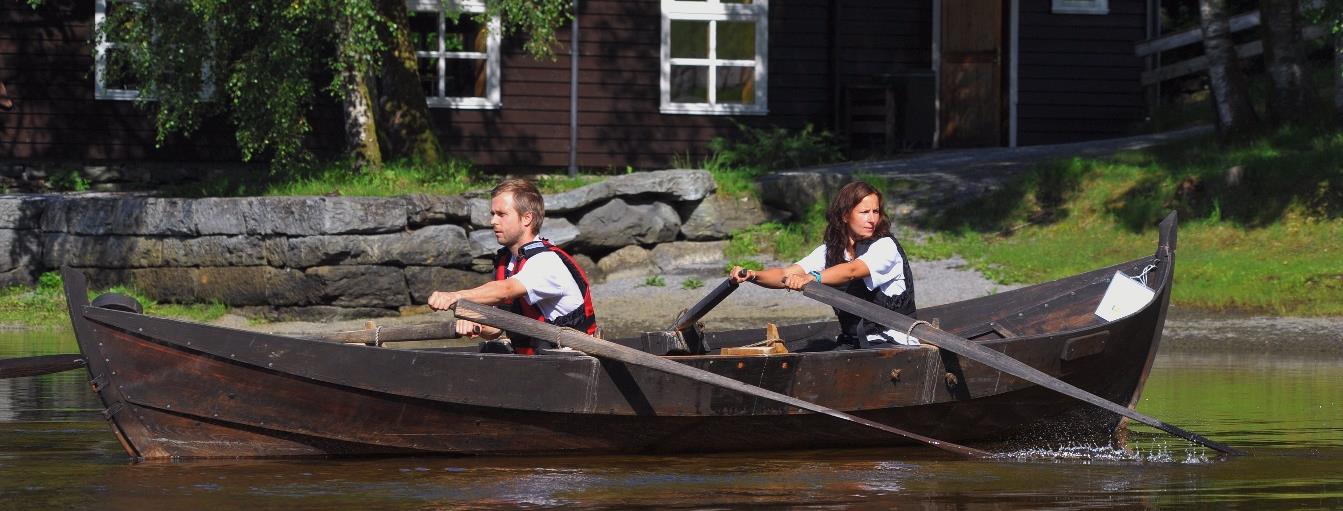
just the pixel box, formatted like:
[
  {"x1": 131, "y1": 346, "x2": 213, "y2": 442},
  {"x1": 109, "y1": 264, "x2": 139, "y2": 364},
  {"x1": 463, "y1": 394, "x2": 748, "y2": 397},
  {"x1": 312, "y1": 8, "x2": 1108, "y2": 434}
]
[{"x1": 491, "y1": 192, "x2": 532, "y2": 248}]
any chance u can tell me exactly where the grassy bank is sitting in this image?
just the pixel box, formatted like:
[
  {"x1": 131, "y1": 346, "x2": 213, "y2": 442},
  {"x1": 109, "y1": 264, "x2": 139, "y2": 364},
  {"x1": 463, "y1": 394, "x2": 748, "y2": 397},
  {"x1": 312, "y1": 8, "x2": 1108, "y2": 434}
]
[
  {"x1": 0, "y1": 272, "x2": 227, "y2": 328},
  {"x1": 913, "y1": 123, "x2": 1343, "y2": 316}
]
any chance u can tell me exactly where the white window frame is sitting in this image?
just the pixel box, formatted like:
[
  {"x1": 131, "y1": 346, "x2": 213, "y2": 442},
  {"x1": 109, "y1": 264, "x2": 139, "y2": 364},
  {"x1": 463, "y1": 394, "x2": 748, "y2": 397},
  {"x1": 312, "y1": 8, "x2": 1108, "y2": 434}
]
[
  {"x1": 94, "y1": 0, "x2": 215, "y2": 101},
  {"x1": 94, "y1": 0, "x2": 140, "y2": 100},
  {"x1": 660, "y1": 0, "x2": 768, "y2": 115},
  {"x1": 408, "y1": 0, "x2": 502, "y2": 110},
  {"x1": 1052, "y1": 0, "x2": 1108, "y2": 15}
]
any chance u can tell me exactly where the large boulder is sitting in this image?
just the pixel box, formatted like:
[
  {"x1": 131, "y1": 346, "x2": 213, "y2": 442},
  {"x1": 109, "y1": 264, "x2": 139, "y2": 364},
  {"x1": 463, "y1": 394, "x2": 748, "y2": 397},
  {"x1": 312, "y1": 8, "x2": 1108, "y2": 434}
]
[
  {"x1": 678, "y1": 194, "x2": 783, "y2": 240},
  {"x1": 270, "y1": 225, "x2": 472, "y2": 268},
  {"x1": 574, "y1": 199, "x2": 680, "y2": 250},
  {"x1": 43, "y1": 234, "x2": 164, "y2": 268},
  {"x1": 404, "y1": 194, "x2": 471, "y2": 227},
  {"x1": 651, "y1": 241, "x2": 728, "y2": 272},
  {"x1": 79, "y1": 266, "x2": 318, "y2": 306},
  {"x1": 1, "y1": 229, "x2": 40, "y2": 272},
  {"x1": 757, "y1": 172, "x2": 851, "y2": 220},
  {"x1": 161, "y1": 236, "x2": 268, "y2": 267},
  {"x1": 547, "y1": 169, "x2": 716, "y2": 214},
  {"x1": 254, "y1": 197, "x2": 406, "y2": 235},
  {"x1": 596, "y1": 245, "x2": 658, "y2": 282},
  {"x1": 0, "y1": 196, "x2": 47, "y2": 230}
]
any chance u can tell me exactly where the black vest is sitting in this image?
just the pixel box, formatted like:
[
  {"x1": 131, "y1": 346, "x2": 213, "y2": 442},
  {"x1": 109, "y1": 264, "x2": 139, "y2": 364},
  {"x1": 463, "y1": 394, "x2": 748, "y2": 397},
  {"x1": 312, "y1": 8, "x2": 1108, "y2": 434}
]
[{"x1": 832, "y1": 235, "x2": 916, "y2": 345}]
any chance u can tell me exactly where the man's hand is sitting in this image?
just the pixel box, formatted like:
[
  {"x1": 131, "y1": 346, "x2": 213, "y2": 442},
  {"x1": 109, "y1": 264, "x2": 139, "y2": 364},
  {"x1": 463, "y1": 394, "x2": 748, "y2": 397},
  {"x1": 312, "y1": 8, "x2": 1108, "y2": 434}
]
[{"x1": 427, "y1": 291, "x2": 462, "y2": 311}]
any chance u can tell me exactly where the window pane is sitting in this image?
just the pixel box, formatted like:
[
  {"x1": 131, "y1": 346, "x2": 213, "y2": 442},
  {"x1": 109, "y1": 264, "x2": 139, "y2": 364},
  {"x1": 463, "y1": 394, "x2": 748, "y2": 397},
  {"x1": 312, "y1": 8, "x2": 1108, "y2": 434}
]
[
  {"x1": 418, "y1": 56, "x2": 438, "y2": 97},
  {"x1": 716, "y1": 66, "x2": 755, "y2": 104},
  {"x1": 105, "y1": 46, "x2": 141, "y2": 90},
  {"x1": 445, "y1": 58, "x2": 487, "y2": 98},
  {"x1": 670, "y1": 65, "x2": 708, "y2": 103},
  {"x1": 716, "y1": 21, "x2": 755, "y2": 60},
  {"x1": 670, "y1": 20, "x2": 709, "y2": 59},
  {"x1": 721, "y1": 0, "x2": 754, "y2": 3},
  {"x1": 446, "y1": 15, "x2": 487, "y2": 53},
  {"x1": 408, "y1": 11, "x2": 438, "y2": 52}
]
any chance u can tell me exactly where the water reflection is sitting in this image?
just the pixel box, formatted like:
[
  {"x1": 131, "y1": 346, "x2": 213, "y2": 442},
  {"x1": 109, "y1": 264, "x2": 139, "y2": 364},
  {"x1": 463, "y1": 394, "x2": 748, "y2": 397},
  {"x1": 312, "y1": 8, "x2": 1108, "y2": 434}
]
[{"x1": 2, "y1": 328, "x2": 1342, "y2": 509}]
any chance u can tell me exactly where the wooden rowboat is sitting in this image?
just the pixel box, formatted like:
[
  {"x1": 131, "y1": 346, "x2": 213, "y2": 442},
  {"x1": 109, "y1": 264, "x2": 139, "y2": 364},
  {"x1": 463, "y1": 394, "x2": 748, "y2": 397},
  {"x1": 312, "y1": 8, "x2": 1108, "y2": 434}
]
[{"x1": 61, "y1": 215, "x2": 1183, "y2": 460}]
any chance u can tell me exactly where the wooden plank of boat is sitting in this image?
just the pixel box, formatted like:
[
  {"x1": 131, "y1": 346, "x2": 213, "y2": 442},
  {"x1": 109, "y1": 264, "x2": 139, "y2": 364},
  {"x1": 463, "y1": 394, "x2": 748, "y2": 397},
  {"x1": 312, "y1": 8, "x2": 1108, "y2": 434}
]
[
  {"x1": 799, "y1": 280, "x2": 1245, "y2": 456},
  {"x1": 453, "y1": 299, "x2": 993, "y2": 459},
  {"x1": 294, "y1": 321, "x2": 461, "y2": 345}
]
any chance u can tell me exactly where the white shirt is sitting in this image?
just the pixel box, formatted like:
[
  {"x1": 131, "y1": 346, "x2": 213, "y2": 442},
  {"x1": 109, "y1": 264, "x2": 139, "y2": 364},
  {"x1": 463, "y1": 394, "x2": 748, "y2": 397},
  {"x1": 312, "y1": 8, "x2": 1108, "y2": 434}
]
[
  {"x1": 503, "y1": 237, "x2": 586, "y2": 321},
  {"x1": 796, "y1": 237, "x2": 918, "y2": 345}
]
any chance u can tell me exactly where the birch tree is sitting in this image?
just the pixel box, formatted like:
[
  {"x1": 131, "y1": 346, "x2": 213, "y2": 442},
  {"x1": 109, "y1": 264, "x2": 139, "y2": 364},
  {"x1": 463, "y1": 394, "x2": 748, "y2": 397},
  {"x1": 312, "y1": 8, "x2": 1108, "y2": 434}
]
[
  {"x1": 1199, "y1": 0, "x2": 1259, "y2": 136},
  {"x1": 1261, "y1": 0, "x2": 1310, "y2": 123}
]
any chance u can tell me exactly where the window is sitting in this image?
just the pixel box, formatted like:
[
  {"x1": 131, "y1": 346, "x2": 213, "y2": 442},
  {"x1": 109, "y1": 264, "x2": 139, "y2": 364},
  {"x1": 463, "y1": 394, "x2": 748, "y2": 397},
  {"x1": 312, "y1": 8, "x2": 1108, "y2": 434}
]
[
  {"x1": 408, "y1": 0, "x2": 501, "y2": 109},
  {"x1": 1052, "y1": 0, "x2": 1108, "y2": 15},
  {"x1": 94, "y1": 0, "x2": 142, "y2": 100},
  {"x1": 661, "y1": 0, "x2": 768, "y2": 115}
]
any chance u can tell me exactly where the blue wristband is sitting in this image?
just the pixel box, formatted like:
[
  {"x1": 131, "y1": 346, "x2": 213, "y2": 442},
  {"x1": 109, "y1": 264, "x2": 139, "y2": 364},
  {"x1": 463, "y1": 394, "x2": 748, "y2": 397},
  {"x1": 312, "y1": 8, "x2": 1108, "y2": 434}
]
[{"x1": 808, "y1": 270, "x2": 822, "y2": 283}]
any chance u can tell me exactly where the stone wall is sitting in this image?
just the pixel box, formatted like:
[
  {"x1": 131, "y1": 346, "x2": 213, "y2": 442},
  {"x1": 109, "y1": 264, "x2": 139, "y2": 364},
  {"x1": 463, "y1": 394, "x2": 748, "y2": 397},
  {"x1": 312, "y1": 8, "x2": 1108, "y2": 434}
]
[{"x1": 0, "y1": 169, "x2": 777, "y2": 321}]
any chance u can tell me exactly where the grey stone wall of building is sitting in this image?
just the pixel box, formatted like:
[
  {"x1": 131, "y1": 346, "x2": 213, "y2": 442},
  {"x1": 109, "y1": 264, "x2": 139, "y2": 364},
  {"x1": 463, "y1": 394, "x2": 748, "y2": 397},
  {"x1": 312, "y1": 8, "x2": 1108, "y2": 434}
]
[{"x1": 0, "y1": 170, "x2": 758, "y2": 321}]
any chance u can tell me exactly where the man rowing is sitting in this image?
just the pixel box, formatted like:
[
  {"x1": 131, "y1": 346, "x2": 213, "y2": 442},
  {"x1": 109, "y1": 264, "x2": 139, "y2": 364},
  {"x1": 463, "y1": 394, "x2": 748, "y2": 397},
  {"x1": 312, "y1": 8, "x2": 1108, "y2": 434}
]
[{"x1": 427, "y1": 179, "x2": 598, "y2": 355}]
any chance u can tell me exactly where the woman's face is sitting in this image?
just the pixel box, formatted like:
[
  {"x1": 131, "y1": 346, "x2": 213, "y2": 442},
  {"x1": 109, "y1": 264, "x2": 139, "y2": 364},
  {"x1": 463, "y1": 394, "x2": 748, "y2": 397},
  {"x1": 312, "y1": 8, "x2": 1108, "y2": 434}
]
[{"x1": 845, "y1": 193, "x2": 881, "y2": 240}]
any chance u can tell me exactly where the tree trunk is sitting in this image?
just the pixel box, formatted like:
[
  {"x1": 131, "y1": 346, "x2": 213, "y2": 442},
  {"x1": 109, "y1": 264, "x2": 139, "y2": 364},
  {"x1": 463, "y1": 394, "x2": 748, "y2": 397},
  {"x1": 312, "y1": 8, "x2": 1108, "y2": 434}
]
[
  {"x1": 1261, "y1": 0, "x2": 1310, "y2": 123},
  {"x1": 1199, "y1": 0, "x2": 1259, "y2": 137},
  {"x1": 374, "y1": 0, "x2": 446, "y2": 164},
  {"x1": 341, "y1": 67, "x2": 383, "y2": 169},
  {"x1": 1335, "y1": 31, "x2": 1343, "y2": 124}
]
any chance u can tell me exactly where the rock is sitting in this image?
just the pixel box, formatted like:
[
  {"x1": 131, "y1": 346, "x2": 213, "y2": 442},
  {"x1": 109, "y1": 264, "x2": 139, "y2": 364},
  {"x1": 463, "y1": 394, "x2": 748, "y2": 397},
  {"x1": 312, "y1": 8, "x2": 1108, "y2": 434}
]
[
  {"x1": 189, "y1": 198, "x2": 259, "y2": 235},
  {"x1": 757, "y1": 172, "x2": 851, "y2": 221},
  {"x1": 0, "y1": 229, "x2": 40, "y2": 272},
  {"x1": 43, "y1": 234, "x2": 164, "y2": 268},
  {"x1": 468, "y1": 229, "x2": 501, "y2": 258},
  {"x1": 570, "y1": 253, "x2": 604, "y2": 284},
  {"x1": 596, "y1": 245, "x2": 658, "y2": 282},
  {"x1": 255, "y1": 197, "x2": 406, "y2": 235},
  {"x1": 652, "y1": 241, "x2": 728, "y2": 272},
  {"x1": 41, "y1": 197, "x2": 196, "y2": 235},
  {"x1": 270, "y1": 225, "x2": 472, "y2": 268},
  {"x1": 79, "y1": 266, "x2": 318, "y2": 306},
  {"x1": 574, "y1": 198, "x2": 681, "y2": 250},
  {"x1": 404, "y1": 266, "x2": 492, "y2": 303},
  {"x1": 160, "y1": 236, "x2": 268, "y2": 266},
  {"x1": 305, "y1": 265, "x2": 409, "y2": 307},
  {"x1": 405, "y1": 194, "x2": 471, "y2": 226},
  {"x1": 234, "y1": 305, "x2": 398, "y2": 322},
  {"x1": 468, "y1": 198, "x2": 492, "y2": 228},
  {"x1": 547, "y1": 169, "x2": 717, "y2": 214},
  {"x1": 0, "y1": 196, "x2": 47, "y2": 229},
  {"x1": 539, "y1": 217, "x2": 580, "y2": 247},
  {"x1": 0, "y1": 268, "x2": 36, "y2": 287},
  {"x1": 679, "y1": 194, "x2": 780, "y2": 240}
]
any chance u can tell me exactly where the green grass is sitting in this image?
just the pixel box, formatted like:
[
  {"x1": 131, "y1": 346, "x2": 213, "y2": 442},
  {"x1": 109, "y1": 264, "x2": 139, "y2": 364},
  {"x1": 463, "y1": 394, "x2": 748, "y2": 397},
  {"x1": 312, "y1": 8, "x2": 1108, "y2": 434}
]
[
  {"x1": 681, "y1": 278, "x2": 704, "y2": 290},
  {"x1": 642, "y1": 275, "x2": 667, "y2": 287},
  {"x1": 0, "y1": 272, "x2": 228, "y2": 327},
  {"x1": 913, "y1": 121, "x2": 1343, "y2": 316}
]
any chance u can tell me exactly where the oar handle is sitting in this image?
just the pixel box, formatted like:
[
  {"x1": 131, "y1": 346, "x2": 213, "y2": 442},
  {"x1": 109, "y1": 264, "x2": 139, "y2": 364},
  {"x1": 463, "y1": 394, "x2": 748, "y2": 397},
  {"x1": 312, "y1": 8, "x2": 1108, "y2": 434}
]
[
  {"x1": 0, "y1": 354, "x2": 86, "y2": 379},
  {"x1": 669, "y1": 269, "x2": 747, "y2": 331}
]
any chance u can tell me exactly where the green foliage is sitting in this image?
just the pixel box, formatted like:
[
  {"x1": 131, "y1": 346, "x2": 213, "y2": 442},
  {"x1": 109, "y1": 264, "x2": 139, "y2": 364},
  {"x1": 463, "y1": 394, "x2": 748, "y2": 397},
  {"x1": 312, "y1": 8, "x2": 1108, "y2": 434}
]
[
  {"x1": 1, "y1": 272, "x2": 228, "y2": 327},
  {"x1": 688, "y1": 122, "x2": 845, "y2": 197},
  {"x1": 723, "y1": 201, "x2": 827, "y2": 267},
  {"x1": 681, "y1": 278, "x2": 704, "y2": 290},
  {"x1": 74, "y1": 0, "x2": 571, "y2": 169},
  {"x1": 642, "y1": 275, "x2": 666, "y2": 287},
  {"x1": 48, "y1": 169, "x2": 90, "y2": 192}
]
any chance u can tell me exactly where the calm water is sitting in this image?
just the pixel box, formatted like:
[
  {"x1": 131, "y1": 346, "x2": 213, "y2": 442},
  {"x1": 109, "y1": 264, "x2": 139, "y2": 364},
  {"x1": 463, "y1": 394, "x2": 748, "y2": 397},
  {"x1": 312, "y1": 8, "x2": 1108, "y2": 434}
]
[{"x1": 1, "y1": 327, "x2": 1341, "y2": 510}]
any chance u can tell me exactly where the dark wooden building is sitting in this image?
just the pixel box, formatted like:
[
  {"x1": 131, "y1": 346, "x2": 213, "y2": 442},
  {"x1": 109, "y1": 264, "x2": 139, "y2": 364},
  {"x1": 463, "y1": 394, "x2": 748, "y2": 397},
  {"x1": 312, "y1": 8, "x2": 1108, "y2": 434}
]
[{"x1": 1, "y1": 0, "x2": 1153, "y2": 171}]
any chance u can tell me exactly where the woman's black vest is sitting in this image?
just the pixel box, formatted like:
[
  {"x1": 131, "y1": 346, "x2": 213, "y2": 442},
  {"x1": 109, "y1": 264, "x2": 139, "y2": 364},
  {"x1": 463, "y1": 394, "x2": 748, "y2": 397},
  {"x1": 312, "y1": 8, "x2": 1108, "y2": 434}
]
[{"x1": 831, "y1": 235, "x2": 916, "y2": 346}]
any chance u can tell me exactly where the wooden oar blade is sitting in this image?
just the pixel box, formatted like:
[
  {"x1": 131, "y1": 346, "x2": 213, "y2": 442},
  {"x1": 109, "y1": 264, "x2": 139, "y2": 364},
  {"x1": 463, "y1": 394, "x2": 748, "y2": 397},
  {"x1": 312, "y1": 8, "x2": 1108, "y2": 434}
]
[
  {"x1": 454, "y1": 300, "x2": 990, "y2": 459},
  {"x1": 799, "y1": 283, "x2": 1246, "y2": 457},
  {"x1": 0, "y1": 354, "x2": 86, "y2": 379}
]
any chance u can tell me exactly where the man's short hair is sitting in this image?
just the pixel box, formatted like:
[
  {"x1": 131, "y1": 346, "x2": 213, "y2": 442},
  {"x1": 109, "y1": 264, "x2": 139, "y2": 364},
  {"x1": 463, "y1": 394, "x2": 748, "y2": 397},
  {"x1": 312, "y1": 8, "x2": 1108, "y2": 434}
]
[{"x1": 492, "y1": 179, "x2": 545, "y2": 232}]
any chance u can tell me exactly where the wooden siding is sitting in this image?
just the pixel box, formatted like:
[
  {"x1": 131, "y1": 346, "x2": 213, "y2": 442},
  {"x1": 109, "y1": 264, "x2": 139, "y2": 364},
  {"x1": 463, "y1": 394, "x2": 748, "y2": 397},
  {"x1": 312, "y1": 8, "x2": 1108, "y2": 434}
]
[
  {"x1": 0, "y1": 0, "x2": 239, "y2": 161},
  {"x1": 2, "y1": 0, "x2": 1153, "y2": 169},
  {"x1": 1015, "y1": 0, "x2": 1148, "y2": 146}
]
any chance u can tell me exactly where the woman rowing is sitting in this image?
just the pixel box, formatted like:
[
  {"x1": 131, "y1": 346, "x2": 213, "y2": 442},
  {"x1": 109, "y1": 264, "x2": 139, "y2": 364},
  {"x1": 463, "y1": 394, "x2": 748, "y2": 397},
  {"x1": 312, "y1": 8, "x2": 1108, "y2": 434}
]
[{"x1": 730, "y1": 181, "x2": 917, "y2": 349}]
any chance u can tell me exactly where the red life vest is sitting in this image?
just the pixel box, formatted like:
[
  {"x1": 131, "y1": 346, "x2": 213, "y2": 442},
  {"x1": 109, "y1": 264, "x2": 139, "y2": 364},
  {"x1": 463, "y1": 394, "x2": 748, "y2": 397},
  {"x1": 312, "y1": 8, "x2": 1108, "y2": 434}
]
[{"x1": 493, "y1": 239, "x2": 598, "y2": 355}]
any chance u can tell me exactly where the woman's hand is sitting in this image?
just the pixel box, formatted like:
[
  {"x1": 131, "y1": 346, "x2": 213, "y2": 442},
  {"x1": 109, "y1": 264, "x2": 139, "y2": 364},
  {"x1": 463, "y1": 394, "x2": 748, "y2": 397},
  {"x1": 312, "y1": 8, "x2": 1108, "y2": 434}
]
[
  {"x1": 728, "y1": 265, "x2": 755, "y2": 284},
  {"x1": 781, "y1": 273, "x2": 814, "y2": 291}
]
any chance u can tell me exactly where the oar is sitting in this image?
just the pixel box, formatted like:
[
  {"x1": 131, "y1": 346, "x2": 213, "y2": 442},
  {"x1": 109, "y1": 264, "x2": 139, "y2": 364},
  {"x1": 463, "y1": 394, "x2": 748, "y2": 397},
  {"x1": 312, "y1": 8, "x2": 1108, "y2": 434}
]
[
  {"x1": 453, "y1": 299, "x2": 990, "y2": 458},
  {"x1": 0, "y1": 354, "x2": 86, "y2": 379},
  {"x1": 797, "y1": 282, "x2": 1246, "y2": 456},
  {"x1": 295, "y1": 321, "x2": 462, "y2": 345},
  {"x1": 668, "y1": 270, "x2": 747, "y2": 331}
]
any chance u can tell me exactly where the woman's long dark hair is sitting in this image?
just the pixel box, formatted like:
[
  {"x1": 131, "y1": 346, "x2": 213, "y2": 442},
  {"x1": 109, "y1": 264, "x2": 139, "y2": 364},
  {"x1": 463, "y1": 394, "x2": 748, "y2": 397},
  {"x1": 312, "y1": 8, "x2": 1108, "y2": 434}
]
[{"x1": 823, "y1": 181, "x2": 891, "y2": 268}]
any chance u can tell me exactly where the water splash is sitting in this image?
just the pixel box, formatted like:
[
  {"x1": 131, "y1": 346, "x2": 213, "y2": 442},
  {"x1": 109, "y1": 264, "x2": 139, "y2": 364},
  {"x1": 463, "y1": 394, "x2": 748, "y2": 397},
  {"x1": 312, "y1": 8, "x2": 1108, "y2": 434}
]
[{"x1": 994, "y1": 442, "x2": 1214, "y2": 464}]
